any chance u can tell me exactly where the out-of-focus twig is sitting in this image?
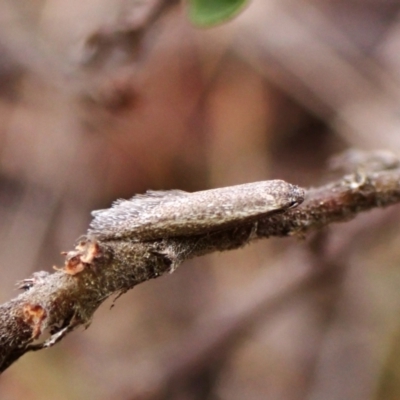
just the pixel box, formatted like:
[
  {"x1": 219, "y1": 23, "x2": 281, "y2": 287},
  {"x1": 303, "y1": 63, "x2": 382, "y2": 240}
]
[
  {"x1": 234, "y1": 0, "x2": 400, "y2": 149},
  {"x1": 1, "y1": 150, "x2": 400, "y2": 372}
]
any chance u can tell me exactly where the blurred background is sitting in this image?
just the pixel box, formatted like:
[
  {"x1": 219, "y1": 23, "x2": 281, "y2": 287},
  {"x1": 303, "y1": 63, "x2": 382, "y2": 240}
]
[{"x1": 1, "y1": 0, "x2": 400, "y2": 398}]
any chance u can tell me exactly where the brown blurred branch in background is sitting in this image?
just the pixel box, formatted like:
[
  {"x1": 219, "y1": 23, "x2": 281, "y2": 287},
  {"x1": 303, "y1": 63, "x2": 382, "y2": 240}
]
[{"x1": 0, "y1": 150, "x2": 400, "y2": 373}]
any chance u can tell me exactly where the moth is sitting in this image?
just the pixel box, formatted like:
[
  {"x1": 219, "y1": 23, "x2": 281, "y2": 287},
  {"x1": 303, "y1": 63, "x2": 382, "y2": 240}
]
[{"x1": 89, "y1": 180, "x2": 305, "y2": 242}]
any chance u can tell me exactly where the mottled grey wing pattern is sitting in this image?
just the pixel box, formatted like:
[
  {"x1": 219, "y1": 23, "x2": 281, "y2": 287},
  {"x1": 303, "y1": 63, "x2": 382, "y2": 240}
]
[
  {"x1": 89, "y1": 180, "x2": 304, "y2": 241},
  {"x1": 91, "y1": 190, "x2": 187, "y2": 220},
  {"x1": 90, "y1": 189, "x2": 189, "y2": 240}
]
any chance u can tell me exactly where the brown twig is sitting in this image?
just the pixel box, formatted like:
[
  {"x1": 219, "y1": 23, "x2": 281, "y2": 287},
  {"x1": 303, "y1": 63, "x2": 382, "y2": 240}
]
[{"x1": 1, "y1": 156, "x2": 400, "y2": 372}]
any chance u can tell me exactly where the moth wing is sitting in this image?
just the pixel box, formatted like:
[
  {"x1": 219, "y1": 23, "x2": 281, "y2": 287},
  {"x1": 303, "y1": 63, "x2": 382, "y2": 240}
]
[{"x1": 89, "y1": 189, "x2": 189, "y2": 238}]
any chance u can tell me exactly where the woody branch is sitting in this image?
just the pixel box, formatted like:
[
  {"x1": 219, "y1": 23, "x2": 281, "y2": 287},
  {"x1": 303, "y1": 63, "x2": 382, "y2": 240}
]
[{"x1": 0, "y1": 152, "x2": 400, "y2": 372}]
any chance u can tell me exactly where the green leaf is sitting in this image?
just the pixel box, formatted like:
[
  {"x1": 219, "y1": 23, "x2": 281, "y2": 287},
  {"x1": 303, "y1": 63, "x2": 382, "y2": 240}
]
[{"x1": 188, "y1": 0, "x2": 249, "y2": 27}]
